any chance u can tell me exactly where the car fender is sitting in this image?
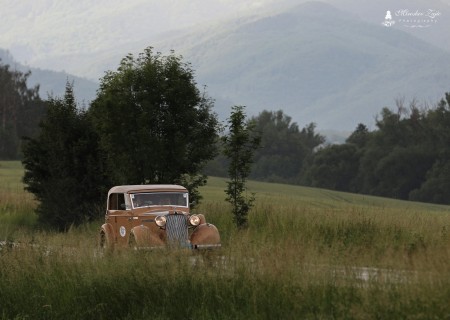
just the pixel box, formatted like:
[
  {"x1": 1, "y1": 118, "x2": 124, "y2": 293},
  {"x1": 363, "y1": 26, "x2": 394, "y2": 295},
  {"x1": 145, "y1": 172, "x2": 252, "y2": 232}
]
[
  {"x1": 131, "y1": 225, "x2": 164, "y2": 247},
  {"x1": 99, "y1": 223, "x2": 115, "y2": 250},
  {"x1": 190, "y1": 223, "x2": 221, "y2": 247},
  {"x1": 196, "y1": 213, "x2": 206, "y2": 225}
]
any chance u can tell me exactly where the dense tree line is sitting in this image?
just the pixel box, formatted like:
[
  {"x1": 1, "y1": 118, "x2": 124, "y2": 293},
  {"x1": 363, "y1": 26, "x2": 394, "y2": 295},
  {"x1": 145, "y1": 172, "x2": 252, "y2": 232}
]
[
  {"x1": 305, "y1": 94, "x2": 450, "y2": 205},
  {"x1": 205, "y1": 110, "x2": 325, "y2": 183},
  {"x1": 250, "y1": 110, "x2": 325, "y2": 183},
  {"x1": 0, "y1": 61, "x2": 45, "y2": 159},
  {"x1": 206, "y1": 96, "x2": 450, "y2": 206}
]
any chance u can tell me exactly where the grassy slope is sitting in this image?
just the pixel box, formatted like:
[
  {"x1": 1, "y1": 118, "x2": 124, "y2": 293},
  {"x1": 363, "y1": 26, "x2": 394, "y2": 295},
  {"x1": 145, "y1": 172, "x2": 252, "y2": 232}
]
[
  {"x1": 0, "y1": 161, "x2": 37, "y2": 231},
  {"x1": 204, "y1": 176, "x2": 450, "y2": 212},
  {"x1": 0, "y1": 161, "x2": 26, "y2": 189},
  {"x1": 0, "y1": 161, "x2": 449, "y2": 319}
]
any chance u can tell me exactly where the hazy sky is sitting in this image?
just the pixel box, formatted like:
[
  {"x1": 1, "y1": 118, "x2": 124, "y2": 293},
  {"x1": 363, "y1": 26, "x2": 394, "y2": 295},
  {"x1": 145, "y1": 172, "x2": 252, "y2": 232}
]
[
  {"x1": 2, "y1": 0, "x2": 448, "y2": 60},
  {"x1": 0, "y1": 0, "x2": 306, "y2": 78},
  {"x1": 0, "y1": 0, "x2": 283, "y2": 58},
  {"x1": 1, "y1": 0, "x2": 448, "y2": 77}
]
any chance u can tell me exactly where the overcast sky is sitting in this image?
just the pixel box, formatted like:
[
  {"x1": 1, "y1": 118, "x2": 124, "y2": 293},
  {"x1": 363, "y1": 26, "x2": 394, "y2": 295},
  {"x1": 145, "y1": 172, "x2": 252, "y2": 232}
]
[
  {"x1": 1, "y1": 0, "x2": 448, "y2": 76},
  {"x1": 0, "y1": 0, "x2": 288, "y2": 61}
]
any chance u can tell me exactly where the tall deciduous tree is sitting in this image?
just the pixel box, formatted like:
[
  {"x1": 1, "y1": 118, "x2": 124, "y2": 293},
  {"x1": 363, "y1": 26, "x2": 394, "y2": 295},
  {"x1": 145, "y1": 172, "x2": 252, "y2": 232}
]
[
  {"x1": 250, "y1": 110, "x2": 325, "y2": 183},
  {"x1": 89, "y1": 48, "x2": 219, "y2": 203},
  {"x1": 222, "y1": 106, "x2": 260, "y2": 228},
  {"x1": 22, "y1": 82, "x2": 108, "y2": 230},
  {"x1": 250, "y1": 110, "x2": 307, "y2": 182}
]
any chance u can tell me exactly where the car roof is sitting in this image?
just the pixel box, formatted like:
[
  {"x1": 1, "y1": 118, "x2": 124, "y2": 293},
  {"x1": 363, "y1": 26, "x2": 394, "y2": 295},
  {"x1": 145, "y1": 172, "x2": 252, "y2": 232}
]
[{"x1": 108, "y1": 184, "x2": 188, "y2": 195}]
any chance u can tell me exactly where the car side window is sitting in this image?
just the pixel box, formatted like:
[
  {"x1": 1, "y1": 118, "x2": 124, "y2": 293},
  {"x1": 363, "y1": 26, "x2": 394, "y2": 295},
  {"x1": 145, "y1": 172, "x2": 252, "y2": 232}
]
[{"x1": 108, "y1": 193, "x2": 126, "y2": 210}]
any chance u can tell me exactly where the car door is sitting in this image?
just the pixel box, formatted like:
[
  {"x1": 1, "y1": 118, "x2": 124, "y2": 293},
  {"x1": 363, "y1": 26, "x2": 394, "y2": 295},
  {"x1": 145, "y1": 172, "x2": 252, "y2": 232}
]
[{"x1": 107, "y1": 192, "x2": 133, "y2": 246}]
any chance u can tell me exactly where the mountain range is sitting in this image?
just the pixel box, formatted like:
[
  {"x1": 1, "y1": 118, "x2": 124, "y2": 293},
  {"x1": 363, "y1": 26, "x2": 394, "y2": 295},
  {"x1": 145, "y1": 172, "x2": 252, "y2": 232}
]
[
  {"x1": 1, "y1": 0, "x2": 450, "y2": 131},
  {"x1": 0, "y1": 49, "x2": 97, "y2": 103},
  {"x1": 173, "y1": 1, "x2": 450, "y2": 130}
]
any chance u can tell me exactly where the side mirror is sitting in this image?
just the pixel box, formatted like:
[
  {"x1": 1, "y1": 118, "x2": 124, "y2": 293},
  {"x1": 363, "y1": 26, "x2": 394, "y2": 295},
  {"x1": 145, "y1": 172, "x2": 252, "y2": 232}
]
[{"x1": 189, "y1": 201, "x2": 196, "y2": 208}]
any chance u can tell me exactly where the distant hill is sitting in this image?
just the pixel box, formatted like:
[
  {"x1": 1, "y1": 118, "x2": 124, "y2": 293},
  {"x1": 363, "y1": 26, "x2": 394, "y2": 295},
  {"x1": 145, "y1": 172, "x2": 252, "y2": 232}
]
[
  {"x1": 0, "y1": 49, "x2": 98, "y2": 103},
  {"x1": 2, "y1": 1, "x2": 450, "y2": 131},
  {"x1": 152, "y1": 1, "x2": 450, "y2": 130}
]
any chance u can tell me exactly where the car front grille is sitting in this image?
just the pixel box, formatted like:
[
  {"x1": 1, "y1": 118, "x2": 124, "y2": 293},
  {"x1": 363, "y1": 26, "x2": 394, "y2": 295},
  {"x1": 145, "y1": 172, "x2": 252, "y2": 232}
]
[{"x1": 166, "y1": 214, "x2": 189, "y2": 247}]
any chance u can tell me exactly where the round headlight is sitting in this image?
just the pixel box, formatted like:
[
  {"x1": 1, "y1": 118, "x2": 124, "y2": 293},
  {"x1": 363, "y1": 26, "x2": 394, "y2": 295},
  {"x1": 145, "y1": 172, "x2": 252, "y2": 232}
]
[
  {"x1": 189, "y1": 215, "x2": 201, "y2": 226},
  {"x1": 155, "y1": 215, "x2": 166, "y2": 227}
]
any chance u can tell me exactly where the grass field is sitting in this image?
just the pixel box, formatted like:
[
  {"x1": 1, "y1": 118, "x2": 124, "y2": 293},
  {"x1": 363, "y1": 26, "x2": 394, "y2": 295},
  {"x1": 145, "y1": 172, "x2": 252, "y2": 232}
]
[{"x1": 0, "y1": 161, "x2": 449, "y2": 319}]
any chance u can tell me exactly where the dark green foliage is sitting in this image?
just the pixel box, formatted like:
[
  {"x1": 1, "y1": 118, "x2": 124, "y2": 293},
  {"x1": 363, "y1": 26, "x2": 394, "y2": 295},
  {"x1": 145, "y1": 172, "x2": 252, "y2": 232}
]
[
  {"x1": 250, "y1": 110, "x2": 306, "y2": 182},
  {"x1": 409, "y1": 158, "x2": 450, "y2": 203},
  {"x1": 89, "y1": 48, "x2": 219, "y2": 203},
  {"x1": 205, "y1": 110, "x2": 325, "y2": 183},
  {"x1": 250, "y1": 110, "x2": 325, "y2": 183},
  {"x1": 371, "y1": 147, "x2": 435, "y2": 199},
  {"x1": 306, "y1": 144, "x2": 359, "y2": 192},
  {"x1": 346, "y1": 123, "x2": 369, "y2": 148},
  {"x1": 305, "y1": 92, "x2": 450, "y2": 204},
  {"x1": 0, "y1": 62, "x2": 45, "y2": 159},
  {"x1": 222, "y1": 106, "x2": 261, "y2": 228},
  {"x1": 22, "y1": 83, "x2": 109, "y2": 230}
]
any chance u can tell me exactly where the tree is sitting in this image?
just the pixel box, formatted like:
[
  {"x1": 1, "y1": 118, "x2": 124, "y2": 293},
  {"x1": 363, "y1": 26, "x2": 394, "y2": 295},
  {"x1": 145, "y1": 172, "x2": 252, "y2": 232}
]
[
  {"x1": 346, "y1": 123, "x2": 370, "y2": 148},
  {"x1": 297, "y1": 92, "x2": 450, "y2": 205},
  {"x1": 409, "y1": 94, "x2": 450, "y2": 204},
  {"x1": 250, "y1": 110, "x2": 307, "y2": 182},
  {"x1": 89, "y1": 48, "x2": 219, "y2": 203},
  {"x1": 22, "y1": 83, "x2": 108, "y2": 230},
  {"x1": 0, "y1": 62, "x2": 44, "y2": 159},
  {"x1": 250, "y1": 110, "x2": 325, "y2": 183},
  {"x1": 305, "y1": 144, "x2": 359, "y2": 191},
  {"x1": 372, "y1": 147, "x2": 435, "y2": 199},
  {"x1": 222, "y1": 106, "x2": 261, "y2": 228},
  {"x1": 409, "y1": 158, "x2": 450, "y2": 204}
]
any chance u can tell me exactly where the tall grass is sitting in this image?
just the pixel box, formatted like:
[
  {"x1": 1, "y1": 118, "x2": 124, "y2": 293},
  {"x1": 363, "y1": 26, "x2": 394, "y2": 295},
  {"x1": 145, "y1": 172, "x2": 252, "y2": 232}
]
[
  {"x1": 0, "y1": 162, "x2": 449, "y2": 319},
  {"x1": 0, "y1": 161, "x2": 37, "y2": 238}
]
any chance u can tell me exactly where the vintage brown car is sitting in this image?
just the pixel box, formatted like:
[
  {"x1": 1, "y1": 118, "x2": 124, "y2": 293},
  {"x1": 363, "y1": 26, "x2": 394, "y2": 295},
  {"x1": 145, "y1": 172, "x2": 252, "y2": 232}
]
[{"x1": 99, "y1": 184, "x2": 221, "y2": 250}]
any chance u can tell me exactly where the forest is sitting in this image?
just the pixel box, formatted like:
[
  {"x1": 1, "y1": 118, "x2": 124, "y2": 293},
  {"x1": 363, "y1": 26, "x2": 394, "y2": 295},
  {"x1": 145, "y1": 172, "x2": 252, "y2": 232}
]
[
  {"x1": 1, "y1": 52, "x2": 450, "y2": 227},
  {"x1": 207, "y1": 99, "x2": 450, "y2": 205}
]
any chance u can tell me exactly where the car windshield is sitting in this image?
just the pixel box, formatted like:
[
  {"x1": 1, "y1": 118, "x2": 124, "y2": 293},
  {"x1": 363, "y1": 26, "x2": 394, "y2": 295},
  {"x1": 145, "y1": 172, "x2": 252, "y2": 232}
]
[{"x1": 131, "y1": 192, "x2": 188, "y2": 208}]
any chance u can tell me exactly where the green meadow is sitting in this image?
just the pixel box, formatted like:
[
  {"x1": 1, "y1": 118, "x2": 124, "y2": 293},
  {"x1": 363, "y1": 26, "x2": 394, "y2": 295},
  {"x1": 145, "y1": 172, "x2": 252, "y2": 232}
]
[{"x1": 0, "y1": 161, "x2": 449, "y2": 319}]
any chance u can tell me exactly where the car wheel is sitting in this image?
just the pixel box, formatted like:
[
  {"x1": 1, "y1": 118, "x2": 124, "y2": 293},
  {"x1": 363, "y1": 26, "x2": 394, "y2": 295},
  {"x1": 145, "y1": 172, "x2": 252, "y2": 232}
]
[
  {"x1": 129, "y1": 232, "x2": 138, "y2": 250},
  {"x1": 99, "y1": 231, "x2": 114, "y2": 253}
]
